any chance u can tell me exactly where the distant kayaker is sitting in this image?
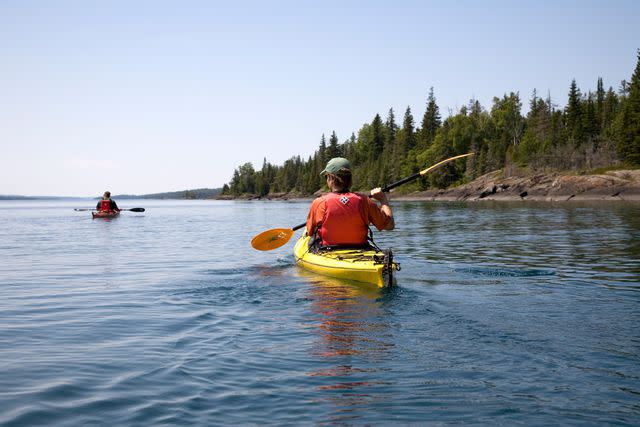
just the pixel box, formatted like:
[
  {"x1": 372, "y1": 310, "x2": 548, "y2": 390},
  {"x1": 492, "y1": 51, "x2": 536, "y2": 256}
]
[
  {"x1": 306, "y1": 157, "x2": 394, "y2": 247},
  {"x1": 96, "y1": 191, "x2": 120, "y2": 212}
]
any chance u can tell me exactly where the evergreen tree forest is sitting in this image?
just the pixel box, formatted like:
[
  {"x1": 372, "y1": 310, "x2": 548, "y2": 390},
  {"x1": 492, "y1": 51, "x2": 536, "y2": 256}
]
[{"x1": 222, "y1": 51, "x2": 640, "y2": 197}]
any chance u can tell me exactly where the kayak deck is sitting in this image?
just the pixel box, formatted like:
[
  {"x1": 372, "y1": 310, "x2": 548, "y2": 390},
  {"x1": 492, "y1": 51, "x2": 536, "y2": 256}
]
[{"x1": 293, "y1": 234, "x2": 397, "y2": 287}]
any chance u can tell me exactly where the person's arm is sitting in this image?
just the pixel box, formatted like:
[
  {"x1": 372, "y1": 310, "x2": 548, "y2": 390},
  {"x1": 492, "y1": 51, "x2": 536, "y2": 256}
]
[
  {"x1": 306, "y1": 198, "x2": 324, "y2": 236},
  {"x1": 111, "y1": 200, "x2": 120, "y2": 211},
  {"x1": 96, "y1": 201, "x2": 101, "y2": 209},
  {"x1": 369, "y1": 188, "x2": 394, "y2": 230}
]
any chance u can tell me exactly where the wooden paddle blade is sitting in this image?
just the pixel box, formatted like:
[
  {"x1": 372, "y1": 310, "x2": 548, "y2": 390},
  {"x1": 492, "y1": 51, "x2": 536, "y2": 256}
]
[
  {"x1": 251, "y1": 228, "x2": 295, "y2": 251},
  {"x1": 419, "y1": 152, "x2": 474, "y2": 176}
]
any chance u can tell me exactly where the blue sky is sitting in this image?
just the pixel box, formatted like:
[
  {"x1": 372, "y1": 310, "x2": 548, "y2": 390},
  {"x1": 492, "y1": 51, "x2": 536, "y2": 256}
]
[{"x1": 1, "y1": 0, "x2": 638, "y2": 196}]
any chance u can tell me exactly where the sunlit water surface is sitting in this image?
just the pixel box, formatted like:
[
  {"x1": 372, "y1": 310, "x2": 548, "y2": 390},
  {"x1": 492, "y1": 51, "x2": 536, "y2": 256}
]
[{"x1": 1, "y1": 200, "x2": 639, "y2": 425}]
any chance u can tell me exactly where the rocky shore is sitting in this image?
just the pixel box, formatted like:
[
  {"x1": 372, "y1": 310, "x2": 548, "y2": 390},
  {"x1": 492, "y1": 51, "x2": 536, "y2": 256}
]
[
  {"x1": 396, "y1": 170, "x2": 640, "y2": 202},
  {"x1": 216, "y1": 170, "x2": 640, "y2": 202}
]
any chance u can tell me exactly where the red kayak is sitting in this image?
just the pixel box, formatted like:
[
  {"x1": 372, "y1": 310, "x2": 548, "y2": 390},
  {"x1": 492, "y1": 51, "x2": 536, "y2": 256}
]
[{"x1": 92, "y1": 210, "x2": 120, "y2": 219}]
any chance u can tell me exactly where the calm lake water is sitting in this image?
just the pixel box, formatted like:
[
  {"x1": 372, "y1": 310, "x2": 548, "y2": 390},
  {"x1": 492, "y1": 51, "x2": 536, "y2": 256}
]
[{"x1": 1, "y1": 199, "x2": 639, "y2": 426}]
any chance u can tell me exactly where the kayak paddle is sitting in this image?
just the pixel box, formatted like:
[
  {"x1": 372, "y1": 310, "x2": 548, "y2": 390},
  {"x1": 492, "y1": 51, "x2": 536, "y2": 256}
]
[
  {"x1": 251, "y1": 223, "x2": 307, "y2": 251},
  {"x1": 251, "y1": 152, "x2": 474, "y2": 251},
  {"x1": 74, "y1": 207, "x2": 146, "y2": 212}
]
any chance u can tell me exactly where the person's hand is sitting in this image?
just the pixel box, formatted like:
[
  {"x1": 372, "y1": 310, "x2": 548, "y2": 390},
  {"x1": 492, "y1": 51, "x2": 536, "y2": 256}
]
[{"x1": 370, "y1": 188, "x2": 389, "y2": 204}]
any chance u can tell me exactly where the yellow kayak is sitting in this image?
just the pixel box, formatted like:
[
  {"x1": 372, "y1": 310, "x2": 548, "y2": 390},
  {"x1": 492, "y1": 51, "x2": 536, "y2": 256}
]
[{"x1": 293, "y1": 234, "x2": 398, "y2": 287}]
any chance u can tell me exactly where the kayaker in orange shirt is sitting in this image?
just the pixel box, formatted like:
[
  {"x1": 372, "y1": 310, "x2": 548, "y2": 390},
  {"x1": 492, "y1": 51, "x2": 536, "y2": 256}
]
[
  {"x1": 96, "y1": 191, "x2": 120, "y2": 212},
  {"x1": 306, "y1": 157, "x2": 394, "y2": 247}
]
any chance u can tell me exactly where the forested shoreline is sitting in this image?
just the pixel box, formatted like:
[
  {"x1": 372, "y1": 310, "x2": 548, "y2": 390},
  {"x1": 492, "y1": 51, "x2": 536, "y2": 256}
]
[{"x1": 222, "y1": 51, "x2": 640, "y2": 197}]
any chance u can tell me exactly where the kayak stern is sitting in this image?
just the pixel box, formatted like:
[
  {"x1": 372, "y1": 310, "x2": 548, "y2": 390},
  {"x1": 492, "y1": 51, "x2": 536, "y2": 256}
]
[{"x1": 293, "y1": 235, "x2": 396, "y2": 288}]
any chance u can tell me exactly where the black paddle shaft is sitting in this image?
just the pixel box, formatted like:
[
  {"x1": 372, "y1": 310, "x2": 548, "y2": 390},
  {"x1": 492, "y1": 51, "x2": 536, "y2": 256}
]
[{"x1": 380, "y1": 171, "x2": 421, "y2": 193}]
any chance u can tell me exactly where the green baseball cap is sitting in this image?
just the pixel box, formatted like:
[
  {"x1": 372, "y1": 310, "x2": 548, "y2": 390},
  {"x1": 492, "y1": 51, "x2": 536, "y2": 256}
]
[{"x1": 320, "y1": 157, "x2": 352, "y2": 175}]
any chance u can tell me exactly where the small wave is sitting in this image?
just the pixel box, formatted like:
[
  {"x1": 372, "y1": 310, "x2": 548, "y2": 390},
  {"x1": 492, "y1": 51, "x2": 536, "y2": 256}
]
[
  {"x1": 454, "y1": 266, "x2": 556, "y2": 277},
  {"x1": 201, "y1": 261, "x2": 294, "y2": 277},
  {"x1": 201, "y1": 268, "x2": 247, "y2": 276}
]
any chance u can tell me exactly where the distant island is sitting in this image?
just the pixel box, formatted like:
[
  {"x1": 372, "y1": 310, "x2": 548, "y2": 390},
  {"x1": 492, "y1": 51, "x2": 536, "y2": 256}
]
[
  {"x1": 0, "y1": 188, "x2": 222, "y2": 201},
  {"x1": 113, "y1": 188, "x2": 222, "y2": 200}
]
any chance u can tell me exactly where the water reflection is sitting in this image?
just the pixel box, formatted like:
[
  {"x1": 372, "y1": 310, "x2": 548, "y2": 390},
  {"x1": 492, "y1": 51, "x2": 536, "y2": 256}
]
[
  {"x1": 297, "y1": 271, "x2": 394, "y2": 419},
  {"x1": 302, "y1": 274, "x2": 391, "y2": 358}
]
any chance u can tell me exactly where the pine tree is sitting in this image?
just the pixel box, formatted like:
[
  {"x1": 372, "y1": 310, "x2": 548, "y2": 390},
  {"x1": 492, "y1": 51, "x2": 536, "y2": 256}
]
[
  {"x1": 318, "y1": 134, "x2": 327, "y2": 163},
  {"x1": 596, "y1": 77, "x2": 605, "y2": 131},
  {"x1": 466, "y1": 99, "x2": 486, "y2": 179},
  {"x1": 616, "y1": 49, "x2": 640, "y2": 165},
  {"x1": 383, "y1": 108, "x2": 398, "y2": 181},
  {"x1": 399, "y1": 106, "x2": 418, "y2": 179},
  {"x1": 256, "y1": 158, "x2": 270, "y2": 196},
  {"x1": 566, "y1": 79, "x2": 584, "y2": 144},
  {"x1": 342, "y1": 133, "x2": 357, "y2": 164},
  {"x1": 302, "y1": 155, "x2": 315, "y2": 194},
  {"x1": 385, "y1": 108, "x2": 397, "y2": 152},
  {"x1": 401, "y1": 106, "x2": 417, "y2": 151},
  {"x1": 419, "y1": 87, "x2": 442, "y2": 148},
  {"x1": 370, "y1": 114, "x2": 385, "y2": 161},
  {"x1": 583, "y1": 93, "x2": 598, "y2": 141},
  {"x1": 315, "y1": 135, "x2": 327, "y2": 189},
  {"x1": 327, "y1": 131, "x2": 340, "y2": 159},
  {"x1": 603, "y1": 87, "x2": 619, "y2": 133}
]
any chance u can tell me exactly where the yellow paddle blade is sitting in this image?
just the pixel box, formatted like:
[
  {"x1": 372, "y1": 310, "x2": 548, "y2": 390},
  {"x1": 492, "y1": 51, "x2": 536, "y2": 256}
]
[
  {"x1": 419, "y1": 152, "x2": 474, "y2": 176},
  {"x1": 251, "y1": 228, "x2": 295, "y2": 251}
]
